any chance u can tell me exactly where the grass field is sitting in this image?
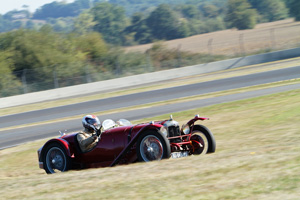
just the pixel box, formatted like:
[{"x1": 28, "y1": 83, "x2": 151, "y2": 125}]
[
  {"x1": 0, "y1": 88, "x2": 299, "y2": 199},
  {"x1": 125, "y1": 19, "x2": 300, "y2": 56}
]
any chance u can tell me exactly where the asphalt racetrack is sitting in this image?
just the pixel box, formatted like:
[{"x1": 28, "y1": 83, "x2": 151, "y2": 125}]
[{"x1": 0, "y1": 65, "x2": 300, "y2": 149}]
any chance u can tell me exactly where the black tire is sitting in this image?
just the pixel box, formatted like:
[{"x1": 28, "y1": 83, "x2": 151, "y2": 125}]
[
  {"x1": 136, "y1": 130, "x2": 171, "y2": 162},
  {"x1": 190, "y1": 125, "x2": 216, "y2": 155},
  {"x1": 43, "y1": 143, "x2": 71, "y2": 174}
]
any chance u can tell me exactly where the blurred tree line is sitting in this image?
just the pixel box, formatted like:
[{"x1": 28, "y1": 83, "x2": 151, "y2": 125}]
[
  {"x1": 0, "y1": 0, "x2": 300, "y2": 96},
  {"x1": 0, "y1": 28, "x2": 225, "y2": 97},
  {"x1": 0, "y1": 0, "x2": 299, "y2": 45}
]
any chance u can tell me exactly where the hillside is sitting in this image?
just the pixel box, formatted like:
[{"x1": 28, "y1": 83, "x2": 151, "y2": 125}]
[{"x1": 125, "y1": 19, "x2": 300, "y2": 56}]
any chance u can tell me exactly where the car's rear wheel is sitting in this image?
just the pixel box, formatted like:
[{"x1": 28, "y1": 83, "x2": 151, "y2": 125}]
[
  {"x1": 43, "y1": 143, "x2": 71, "y2": 174},
  {"x1": 137, "y1": 130, "x2": 170, "y2": 162}
]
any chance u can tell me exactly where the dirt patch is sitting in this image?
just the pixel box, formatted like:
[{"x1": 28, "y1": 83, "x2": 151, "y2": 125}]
[{"x1": 125, "y1": 19, "x2": 300, "y2": 56}]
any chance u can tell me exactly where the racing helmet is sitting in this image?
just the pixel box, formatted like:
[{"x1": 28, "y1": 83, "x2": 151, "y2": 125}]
[{"x1": 82, "y1": 115, "x2": 101, "y2": 132}]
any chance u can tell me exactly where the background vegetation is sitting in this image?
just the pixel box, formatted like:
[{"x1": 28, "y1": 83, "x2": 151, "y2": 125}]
[
  {"x1": 1, "y1": 0, "x2": 299, "y2": 43},
  {"x1": 0, "y1": 0, "x2": 299, "y2": 97}
]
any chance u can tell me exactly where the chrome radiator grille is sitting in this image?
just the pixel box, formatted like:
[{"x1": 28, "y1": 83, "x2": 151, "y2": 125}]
[{"x1": 168, "y1": 126, "x2": 181, "y2": 143}]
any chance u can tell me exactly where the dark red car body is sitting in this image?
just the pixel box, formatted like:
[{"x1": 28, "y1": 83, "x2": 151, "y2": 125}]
[{"x1": 38, "y1": 115, "x2": 216, "y2": 173}]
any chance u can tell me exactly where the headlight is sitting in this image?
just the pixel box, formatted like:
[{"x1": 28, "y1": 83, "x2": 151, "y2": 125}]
[
  {"x1": 181, "y1": 124, "x2": 190, "y2": 135},
  {"x1": 160, "y1": 127, "x2": 168, "y2": 137}
]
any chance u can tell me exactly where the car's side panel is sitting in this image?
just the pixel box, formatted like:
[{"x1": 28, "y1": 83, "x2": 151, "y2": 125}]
[
  {"x1": 74, "y1": 126, "x2": 130, "y2": 165},
  {"x1": 130, "y1": 123, "x2": 162, "y2": 139},
  {"x1": 110, "y1": 123, "x2": 164, "y2": 166}
]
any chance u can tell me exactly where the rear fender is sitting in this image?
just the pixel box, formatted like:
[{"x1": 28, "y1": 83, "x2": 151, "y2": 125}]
[
  {"x1": 135, "y1": 123, "x2": 163, "y2": 135},
  {"x1": 110, "y1": 123, "x2": 163, "y2": 167}
]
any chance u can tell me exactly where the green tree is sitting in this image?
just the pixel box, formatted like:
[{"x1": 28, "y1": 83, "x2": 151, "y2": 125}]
[
  {"x1": 225, "y1": 0, "x2": 257, "y2": 30},
  {"x1": 201, "y1": 4, "x2": 219, "y2": 18},
  {"x1": 146, "y1": 4, "x2": 182, "y2": 40},
  {"x1": 0, "y1": 29, "x2": 86, "y2": 85},
  {"x1": 177, "y1": 19, "x2": 191, "y2": 38},
  {"x1": 0, "y1": 50, "x2": 22, "y2": 96},
  {"x1": 286, "y1": 0, "x2": 300, "y2": 21},
  {"x1": 76, "y1": 32, "x2": 108, "y2": 62},
  {"x1": 39, "y1": 24, "x2": 53, "y2": 33},
  {"x1": 180, "y1": 5, "x2": 201, "y2": 19},
  {"x1": 91, "y1": 2, "x2": 127, "y2": 45},
  {"x1": 52, "y1": 18, "x2": 68, "y2": 32},
  {"x1": 125, "y1": 12, "x2": 152, "y2": 44},
  {"x1": 133, "y1": 24, "x2": 153, "y2": 44},
  {"x1": 248, "y1": 0, "x2": 288, "y2": 22},
  {"x1": 73, "y1": 11, "x2": 96, "y2": 35}
]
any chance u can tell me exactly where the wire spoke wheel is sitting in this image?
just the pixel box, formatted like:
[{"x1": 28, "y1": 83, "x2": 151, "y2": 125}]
[
  {"x1": 45, "y1": 146, "x2": 67, "y2": 173},
  {"x1": 191, "y1": 131, "x2": 209, "y2": 155},
  {"x1": 140, "y1": 135, "x2": 164, "y2": 161},
  {"x1": 137, "y1": 130, "x2": 170, "y2": 162}
]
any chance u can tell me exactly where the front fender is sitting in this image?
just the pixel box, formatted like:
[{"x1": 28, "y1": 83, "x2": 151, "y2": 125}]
[
  {"x1": 187, "y1": 115, "x2": 209, "y2": 126},
  {"x1": 40, "y1": 138, "x2": 73, "y2": 162}
]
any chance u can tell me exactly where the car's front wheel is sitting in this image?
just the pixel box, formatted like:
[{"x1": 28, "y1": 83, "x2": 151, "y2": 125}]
[
  {"x1": 190, "y1": 131, "x2": 209, "y2": 155},
  {"x1": 43, "y1": 143, "x2": 71, "y2": 174},
  {"x1": 137, "y1": 130, "x2": 171, "y2": 162},
  {"x1": 190, "y1": 125, "x2": 216, "y2": 155}
]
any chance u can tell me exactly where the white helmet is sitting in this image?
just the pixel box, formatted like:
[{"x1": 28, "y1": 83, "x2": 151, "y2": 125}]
[{"x1": 82, "y1": 115, "x2": 101, "y2": 132}]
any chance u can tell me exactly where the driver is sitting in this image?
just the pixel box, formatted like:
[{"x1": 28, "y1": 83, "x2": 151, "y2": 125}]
[{"x1": 77, "y1": 115, "x2": 101, "y2": 153}]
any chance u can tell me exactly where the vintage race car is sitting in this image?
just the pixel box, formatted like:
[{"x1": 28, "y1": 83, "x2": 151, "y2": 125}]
[{"x1": 38, "y1": 114, "x2": 216, "y2": 174}]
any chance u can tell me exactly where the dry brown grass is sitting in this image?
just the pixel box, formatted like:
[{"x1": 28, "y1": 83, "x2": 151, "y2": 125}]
[
  {"x1": 0, "y1": 88, "x2": 299, "y2": 199},
  {"x1": 125, "y1": 19, "x2": 300, "y2": 56}
]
